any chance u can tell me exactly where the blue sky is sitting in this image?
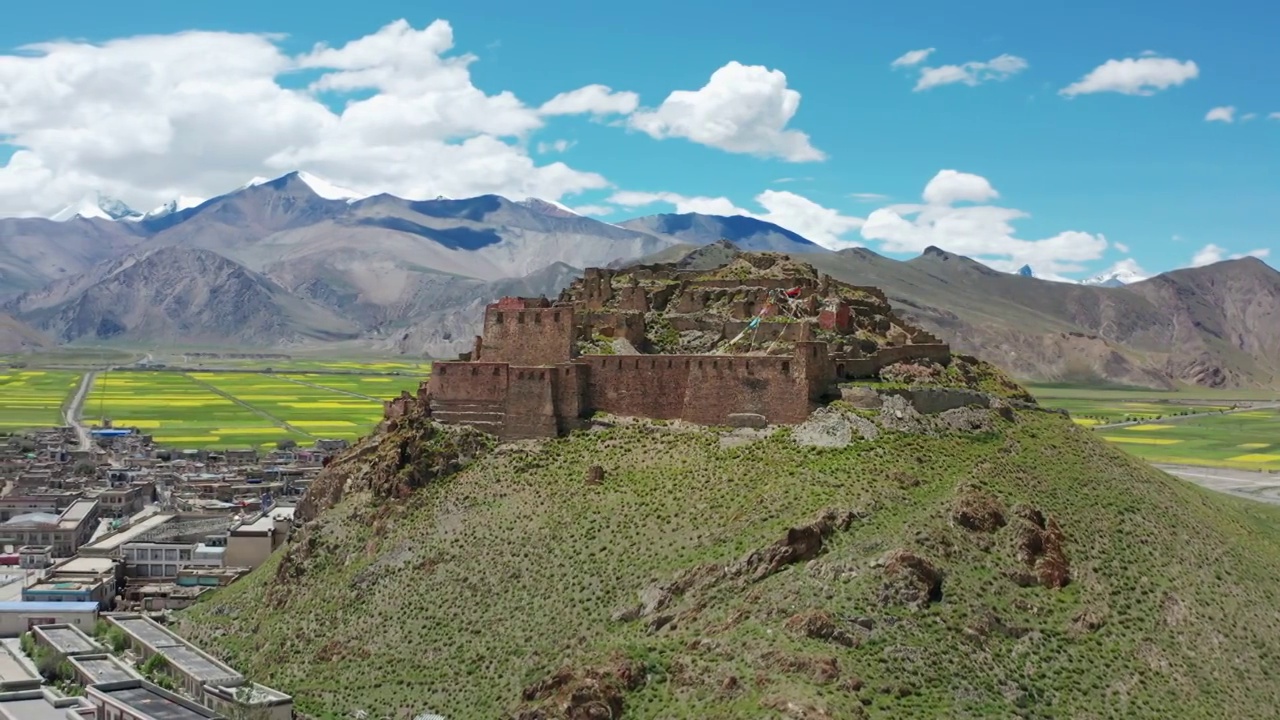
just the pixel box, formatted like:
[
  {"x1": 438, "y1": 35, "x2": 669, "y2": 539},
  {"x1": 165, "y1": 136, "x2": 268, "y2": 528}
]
[{"x1": 0, "y1": 0, "x2": 1276, "y2": 280}]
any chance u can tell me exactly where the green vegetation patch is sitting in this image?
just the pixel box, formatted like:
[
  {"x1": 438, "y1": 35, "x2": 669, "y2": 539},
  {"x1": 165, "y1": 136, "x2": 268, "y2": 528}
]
[
  {"x1": 178, "y1": 412, "x2": 1280, "y2": 719},
  {"x1": 1097, "y1": 409, "x2": 1280, "y2": 470},
  {"x1": 0, "y1": 369, "x2": 81, "y2": 432}
]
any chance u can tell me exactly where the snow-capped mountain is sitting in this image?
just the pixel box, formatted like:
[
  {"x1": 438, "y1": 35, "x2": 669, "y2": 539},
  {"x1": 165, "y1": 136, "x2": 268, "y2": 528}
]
[
  {"x1": 294, "y1": 171, "x2": 363, "y2": 201},
  {"x1": 145, "y1": 196, "x2": 207, "y2": 220},
  {"x1": 50, "y1": 193, "x2": 142, "y2": 222},
  {"x1": 1081, "y1": 261, "x2": 1149, "y2": 288},
  {"x1": 518, "y1": 198, "x2": 582, "y2": 218}
]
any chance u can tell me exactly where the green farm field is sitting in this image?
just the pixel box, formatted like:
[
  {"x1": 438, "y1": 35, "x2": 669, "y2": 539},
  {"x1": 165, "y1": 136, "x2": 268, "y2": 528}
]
[
  {"x1": 1097, "y1": 409, "x2": 1280, "y2": 471},
  {"x1": 0, "y1": 369, "x2": 80, "y2": 432},
  {"x1": 82, "y1": 368, "x2": 428, "y2": 450},
  {"x1": 1030, "y1": 384, "x2": 1280, "y2": 470}
]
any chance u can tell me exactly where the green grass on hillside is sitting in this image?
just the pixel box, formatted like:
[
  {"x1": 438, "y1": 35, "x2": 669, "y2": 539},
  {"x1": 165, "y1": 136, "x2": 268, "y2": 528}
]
[
  {"x1": 0, "y1": 369, "x2": 80, "y2": 432},
  {"x1": 178, "y1": 412, "x2": 1280, "y2": 719}
]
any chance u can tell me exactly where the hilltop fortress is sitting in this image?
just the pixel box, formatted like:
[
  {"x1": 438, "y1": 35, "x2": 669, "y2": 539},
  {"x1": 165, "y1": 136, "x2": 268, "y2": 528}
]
[{"x1": 388, "y1": 251, "x2": 951, "y2": 439}]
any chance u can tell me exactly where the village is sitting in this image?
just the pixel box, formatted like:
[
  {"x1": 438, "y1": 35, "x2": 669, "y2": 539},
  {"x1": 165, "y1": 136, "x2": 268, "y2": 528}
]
[{"x1": 0, "y1": 419, "x2": 343, "y2": 719}]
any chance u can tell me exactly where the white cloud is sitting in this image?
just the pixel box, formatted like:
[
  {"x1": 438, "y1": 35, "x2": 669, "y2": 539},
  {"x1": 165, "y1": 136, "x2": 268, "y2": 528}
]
[
  {"x1": 1191, "y1": 244, "x2": 1271, "y2": 267},
  {"x1": 859, "y1": 169, "x2": 1108, "y2": 276},
  {"x1": 913, "y1": 54, "x2": 1028, "y2": 91},
  {"x1": 1242, "y1": 113, "x2": 1258, "y2": 122},
  {"x1": 571, "y1": 204, "x2": 613, "y2": 216},
  {"x1": 1114, "y1": 241, "x2": 1130, "y2": 253},
  {"x1": 1060, "y1": 56, "x2": 1198, "y2": 97},
  {"x1": 608, "y1": 188, "x2": 863, "y2": 249},
  {"x1": 0, "y1": 19, "x2": 614, "y2": 216},
  {"x1": 627, "y1": 61, "x2": 825, "y2": 162},
  {"x1": 539, "y1": 84, "x2": 639, "y2": 117},
  {"x1": 921, "y1": 169, "x2": 998, "y2": 205},
  {"x1": 891, "y1": 48, "x2": 935, "y2": 68},
  {"x1": 850, "y1": 192, "x2": 890, "y2": 202},
  {"x1": 1270, "y1": 112, "x2": 1280, "y2": 120},
  {"x1": 1205, "y1": 106, "x2": 1236, "y2": 123},
  {"x1": 536, "y1": 139, "x2": 576, "y2": 154}
]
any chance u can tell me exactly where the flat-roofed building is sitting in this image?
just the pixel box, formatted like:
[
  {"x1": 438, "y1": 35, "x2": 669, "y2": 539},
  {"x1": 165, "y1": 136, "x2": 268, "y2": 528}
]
[
  {"x1": 0, "y1": 499, "x2": 100, "y2": 556},
  {"x1": 106, "y1": 615, "x2": 242, "y2": 697},
  {"x1": 0, "y1": 687, "x2": 94, "y2": 720},
  {"x1": 79, "y1": 514, "x2": 174, "y2": 558},
  {"x1": 66, "y1": 653, "x2": 142, "y2": 686},
  {"x1": 31, "y1": 623, "x2": 104, "y2": 658},
  {"x1": 224, "y1": 514, "x2": 287, "y2": 570},
  {"x1": 17, "y1": 546, "x2": 51, "y2": 569},
  {"x1": 0, "y1": 642, "x2": 40, "y2": 692},
  {"x1": 203, "y1": 682, "x2": 293, "y2": 720},
  {"x1": 85, "y1": 679, "x2": 224, "y2": 720},
  {"x1": 0, "y1": 601, "x2": 98, "y2": 637}
]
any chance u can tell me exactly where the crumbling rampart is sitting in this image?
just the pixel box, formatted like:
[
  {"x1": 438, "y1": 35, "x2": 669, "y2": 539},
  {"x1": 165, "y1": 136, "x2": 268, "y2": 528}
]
[{"x1": 401, "y1": 251, "x2": 953, "y2": 438}]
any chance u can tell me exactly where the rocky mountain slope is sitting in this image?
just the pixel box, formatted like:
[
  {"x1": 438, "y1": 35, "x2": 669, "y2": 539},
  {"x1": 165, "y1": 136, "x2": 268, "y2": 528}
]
[
  {"x1": 16, "y1": 247, "x2": 360, "y2": 345},
  {"x1": 0, "y1": 312, "x2": 49, "y2": 353},
  {"x1": 618, "y1": 212, "x2": 825, "y2": 253},
  {"x1": 176, "y1": 385, "x2": 1280, "y2": 719},
  {"x1": 3, "y1": 173, "x2": 1277, "y2": 388}
]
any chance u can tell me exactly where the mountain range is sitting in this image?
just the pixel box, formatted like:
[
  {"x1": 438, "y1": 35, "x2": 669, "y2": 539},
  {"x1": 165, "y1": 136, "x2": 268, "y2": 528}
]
[{"x1": 1, "y1": 171, "x2": 1277, "y2": 389}]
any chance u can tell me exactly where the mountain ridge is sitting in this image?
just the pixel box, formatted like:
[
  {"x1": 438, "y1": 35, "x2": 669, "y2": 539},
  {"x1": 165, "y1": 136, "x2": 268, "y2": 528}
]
[{"x1": 3, "y1": 174, "x2": 1277, "y2": 389}]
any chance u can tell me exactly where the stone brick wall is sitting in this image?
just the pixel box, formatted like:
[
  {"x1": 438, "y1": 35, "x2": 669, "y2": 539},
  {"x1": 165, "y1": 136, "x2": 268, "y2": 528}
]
[
  {"x1": 478, "y1": 306, "x2": 576, "y2": 365},
  {"x1": 581, "y1": 343, "x2": 828, "y2": 425}
]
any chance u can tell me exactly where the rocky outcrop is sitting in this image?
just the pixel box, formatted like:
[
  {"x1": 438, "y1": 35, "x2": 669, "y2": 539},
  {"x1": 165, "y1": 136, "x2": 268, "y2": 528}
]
[{"x1": 296, "y1": 410, "x2": 493, "y2": 523}]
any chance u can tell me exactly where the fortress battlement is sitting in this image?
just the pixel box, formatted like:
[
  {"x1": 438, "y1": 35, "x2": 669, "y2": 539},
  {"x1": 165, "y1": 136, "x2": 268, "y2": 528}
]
[{"x1": 403, "y1": 251, "x2": 951, "y2": 438}]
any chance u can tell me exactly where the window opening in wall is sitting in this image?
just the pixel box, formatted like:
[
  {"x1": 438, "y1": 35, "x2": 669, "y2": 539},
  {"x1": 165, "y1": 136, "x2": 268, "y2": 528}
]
[
  {"x1": 493, "y1": 367, "x2": 501, "y2": 376},
  {"x1": 517, "y1": 313, "x2": 525, "y2": 324},
  {"x1": 534, "y1": 313, "x2": 542, "y2": 324},
  {"x1": 782, "y1": 362, "x2": 790, "y2": 373},
  {"x1": 470, "y1": 367, "x2": 478, "y2": 375},
  {"x1": 554, "y1": 311, "x2": 561, "y2": 322},
  {"x1": 494, "y1": 312, "x2": 504, "y2": 324}
]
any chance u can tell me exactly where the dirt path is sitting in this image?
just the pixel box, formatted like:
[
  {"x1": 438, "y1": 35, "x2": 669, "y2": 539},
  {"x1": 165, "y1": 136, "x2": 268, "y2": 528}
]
[
  {"x1": 1157, "y1": 464, "x2": 1280, "y2": 505},
  {"x1": 1092, "y1": 401, "x2": 1280, "y2": 430},
  {"x1": 277, "y1": 375, "x2": 382, "y2": 402},
  {"x1": 184, "y1": 373, "x2": 316, "y2": 440},
  {"x1": 63, "y1": 371, "x2": 95, "y2": 451}
]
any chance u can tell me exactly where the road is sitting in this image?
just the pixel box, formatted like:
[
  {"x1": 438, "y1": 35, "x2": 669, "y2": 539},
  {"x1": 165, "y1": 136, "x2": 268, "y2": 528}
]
[
  {"x1": 1157, "y1": 464, "x2": 1280, "y2": 505},
  {"x1": 1091, "y1": 401, "x2": 1280, "y2": 430},
  {"x1": 63, "y1": 371, "x2": 96, "y2": 451}
]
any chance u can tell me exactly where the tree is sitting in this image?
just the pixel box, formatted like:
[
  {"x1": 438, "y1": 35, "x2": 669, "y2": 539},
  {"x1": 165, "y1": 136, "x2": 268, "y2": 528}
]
[{"x1": 277, "y1": 439, "x2": 298, "y2": 451}]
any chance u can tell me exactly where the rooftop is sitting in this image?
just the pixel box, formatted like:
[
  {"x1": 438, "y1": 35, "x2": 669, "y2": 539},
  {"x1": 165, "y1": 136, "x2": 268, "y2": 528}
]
[
  {"x1": 57, "y1": 499, "x2": 99, "y2": 529},
  {"x1": 0, "y1": 690, "x2": 84, "y2": 720},
  {"x1": 2, "y1": 512, "x2": 59, "y2": 527},
  {"x1": 89, "y1": 681, "x2": 222, "y2": 720},
  {"x1": 110, "y1": 616, "x2": 243, "y2": 685},
  {"x1": 33, "y1": 624, "x2": 103, "y2": 656},
  {"x1": 232, "y1": 515, "x2": 275, "y2": 534},
  {"x1": 82, "y1": 513, "x2": 175, "y2": 553},
  {"x1": 0, "y1": 646, "x2": 37, "y2": 688},
  {"x1": 50, "y1": 555, "x2": 117, "y2": 575},
  {"x1": 0, "y1": 601, "x2": 99, "y2": 613},
  {"x1": 68, "y1": 654, "x2": 140, "y2": 684}
]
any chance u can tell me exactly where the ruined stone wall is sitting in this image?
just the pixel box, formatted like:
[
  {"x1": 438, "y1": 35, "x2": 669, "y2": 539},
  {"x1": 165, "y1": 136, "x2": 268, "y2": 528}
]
[
  {"x1": 581, "y1": 345, "x2": 826, "y2": 425},
  {"x1": 580, "y1": 311, "x2": 647, "y2": 347},
  {"x1": 479, "y1": 306, "x2": 576, "y2": 365},
  {"x1": 504, "y1": 367, "x2": 561, "y2": 438},
  {"x1": 426, "y1": 361, "x2": 584, "y2": 439}
]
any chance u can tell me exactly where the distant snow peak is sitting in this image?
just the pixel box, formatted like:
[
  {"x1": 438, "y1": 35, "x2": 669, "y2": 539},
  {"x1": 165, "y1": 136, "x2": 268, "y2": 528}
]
[
  {"x1": 518, "y1": 198, "x2": 581, "y2": 218},
  {"x1": 144, "y1": 195, "x2": 206, "y2": 219},
  {"x1": 295, "y1": 171, "x2": 363, "y2": 202},
  {"x1": 50, "y1": 192, "x2": 141, "y2": 222},
  {"x1": 1082, "y1": 259, "x2": 1148, "y2": 287}
]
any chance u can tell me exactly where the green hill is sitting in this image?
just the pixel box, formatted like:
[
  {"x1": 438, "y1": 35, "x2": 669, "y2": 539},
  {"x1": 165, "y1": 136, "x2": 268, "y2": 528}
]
[{"x1": 176, "y1": 400, "x2": 1280, "y2": 719}]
